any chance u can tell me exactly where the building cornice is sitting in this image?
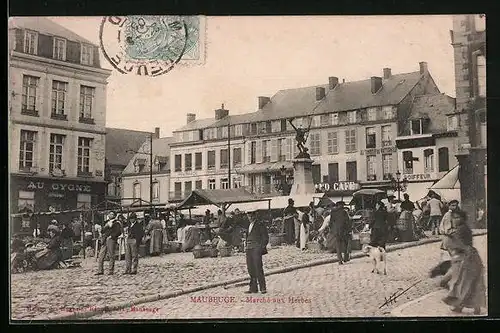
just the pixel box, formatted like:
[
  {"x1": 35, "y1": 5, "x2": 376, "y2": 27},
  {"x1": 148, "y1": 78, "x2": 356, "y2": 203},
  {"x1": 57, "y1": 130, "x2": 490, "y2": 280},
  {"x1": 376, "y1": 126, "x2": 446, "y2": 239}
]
[
  {"x1": 121, "y1": 171, "x2": 170, "y2": 178},
  {"x1": 10, "y1": 51, "x2": 112, "y2": 84},
  {"x1": 10, "y1": 119, "x2": 107, "y2": 135},
  {"x1": 10, "y1": 173, "x2": 106, "y2": 183}
]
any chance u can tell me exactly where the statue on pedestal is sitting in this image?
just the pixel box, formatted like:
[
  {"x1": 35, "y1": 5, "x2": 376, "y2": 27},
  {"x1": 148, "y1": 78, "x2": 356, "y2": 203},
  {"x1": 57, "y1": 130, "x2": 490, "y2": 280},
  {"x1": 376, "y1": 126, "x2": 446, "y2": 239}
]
[{"x1": 288, "y1": 118, "x2": 311, "y2": 159}]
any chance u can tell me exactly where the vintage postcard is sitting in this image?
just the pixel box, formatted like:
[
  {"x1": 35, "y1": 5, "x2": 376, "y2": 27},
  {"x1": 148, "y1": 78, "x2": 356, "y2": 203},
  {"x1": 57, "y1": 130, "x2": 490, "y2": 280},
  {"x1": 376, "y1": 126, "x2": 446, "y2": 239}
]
[{"x1": 8, "y1": 15, "x2": 487, "y2": 321}]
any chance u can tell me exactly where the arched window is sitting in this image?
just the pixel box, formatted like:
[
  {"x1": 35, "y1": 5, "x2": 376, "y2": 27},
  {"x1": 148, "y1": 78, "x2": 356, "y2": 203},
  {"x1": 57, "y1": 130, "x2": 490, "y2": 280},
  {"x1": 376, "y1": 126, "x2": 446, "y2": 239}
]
[{"x1": 438, "y1": 148, "x2": 449, "y2": 172}]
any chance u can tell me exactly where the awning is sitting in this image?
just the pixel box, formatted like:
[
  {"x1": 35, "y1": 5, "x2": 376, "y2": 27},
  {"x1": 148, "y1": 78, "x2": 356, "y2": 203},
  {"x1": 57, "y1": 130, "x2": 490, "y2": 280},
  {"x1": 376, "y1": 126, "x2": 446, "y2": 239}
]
[
  {"x1": 430, "y1": 164, "x2": 460, "y2": 189},
  {"x1": 405, "y1": 181, "x2": 435, "y2": 202},
  {"x1": 238, "y1": 161, "x2": 294, "y2": 174},
  {"x1": 175, "y1": 188, "x2": 271, "y2": 209}
]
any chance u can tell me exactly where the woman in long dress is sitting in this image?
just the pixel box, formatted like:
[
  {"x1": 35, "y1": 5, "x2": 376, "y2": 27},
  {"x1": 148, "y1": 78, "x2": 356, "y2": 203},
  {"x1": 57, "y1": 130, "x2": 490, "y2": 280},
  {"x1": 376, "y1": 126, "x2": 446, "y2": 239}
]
[
  {"x1": 145, "y1": 219, "x2": 163, "y2": 256},
  {"x1": 369, "y1": 201, "x2": 388, "y2": 250},
  {"x1": 299, "y1": 207, "x2": 311, "y2": 251}
]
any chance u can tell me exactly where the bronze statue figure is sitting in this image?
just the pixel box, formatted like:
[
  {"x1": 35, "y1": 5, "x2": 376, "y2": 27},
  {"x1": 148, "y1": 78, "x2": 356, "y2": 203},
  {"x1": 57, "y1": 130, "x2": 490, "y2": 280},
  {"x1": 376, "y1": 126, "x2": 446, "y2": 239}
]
[{"x1": 288, "y1": 118, "x2": 310, "y2": 158}]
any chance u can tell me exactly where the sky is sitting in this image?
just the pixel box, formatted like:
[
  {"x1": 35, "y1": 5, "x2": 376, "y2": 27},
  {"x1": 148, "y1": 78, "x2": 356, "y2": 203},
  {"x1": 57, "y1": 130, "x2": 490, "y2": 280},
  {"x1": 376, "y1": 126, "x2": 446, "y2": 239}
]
[{"x1": 50, "y1": 15, "x2": 455, "y2": 137}]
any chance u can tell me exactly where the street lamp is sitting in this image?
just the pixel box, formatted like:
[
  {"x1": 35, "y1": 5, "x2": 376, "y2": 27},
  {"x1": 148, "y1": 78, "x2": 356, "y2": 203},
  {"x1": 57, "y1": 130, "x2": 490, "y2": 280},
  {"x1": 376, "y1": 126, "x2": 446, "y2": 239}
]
[
  {"x1": 126, "y1": 132, "x2": 154, "y2": 213},
  {"x1": 272, "y1": 165, "x2": 293, "y2": 195},
  {"x1": 390, "y1": 170, "x2": 409, "y2": 201}
]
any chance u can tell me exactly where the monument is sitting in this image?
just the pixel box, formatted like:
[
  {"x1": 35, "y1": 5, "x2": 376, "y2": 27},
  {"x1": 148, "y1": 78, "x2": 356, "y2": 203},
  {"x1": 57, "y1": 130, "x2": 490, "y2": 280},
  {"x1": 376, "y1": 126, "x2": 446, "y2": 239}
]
[{"x1": 288, "y1": 118, "x2": 316, "y2": 196}]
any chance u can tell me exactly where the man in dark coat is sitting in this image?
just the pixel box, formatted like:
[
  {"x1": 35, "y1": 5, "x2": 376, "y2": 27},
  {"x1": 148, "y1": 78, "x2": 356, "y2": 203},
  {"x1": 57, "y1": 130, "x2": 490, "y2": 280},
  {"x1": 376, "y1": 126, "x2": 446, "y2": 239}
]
[
  {"x1": 282, "y1": 198, "x2": 297, "y2": 245},
  {"x1": 124, "y1": 212, "x2": 144, "y2": 274},
  {"x1": 330, "y1": 201, "x2": 351, "y2": 264},
  {"x1": 244, "y1": 210, "x2": 269, "y2": 294},
  {"x1": 96, "y1": 212, "x2": 122, "y2": 275}
]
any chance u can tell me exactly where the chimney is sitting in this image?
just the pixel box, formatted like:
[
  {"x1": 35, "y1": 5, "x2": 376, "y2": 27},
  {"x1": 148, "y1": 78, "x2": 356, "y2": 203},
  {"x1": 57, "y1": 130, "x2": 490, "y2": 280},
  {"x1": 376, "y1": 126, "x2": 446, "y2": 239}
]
[
  {"x1": 370, "y1": 76, "x2": 383, "y2": 94},
  {"x1": 186, "y1": 113, "x2": 196, "y2": 124},
  {"x1": 342, "y1": 79, "x2": 345, "y2": 83},
  {"x1": 215, "y1": 104, "x2": 229, "y2": 120},
  {"x1": 258, "y1": 96, "x2": 271, "y2": 110},
  {"x1": 419, "y1": 61, "x2": 428, "y2": 74},
  {"x1": 328, "y1": 76, "x2": 339, "y2": 90},
  {"x1": 383, "y1": 68, "x2": 392, "y2": 79},
  {"x1": 316, "y1": 87, "x2": 326, "y2": 101},
  {"x1": 154, "y1": 127, "x2": 160, "y2": 139}
]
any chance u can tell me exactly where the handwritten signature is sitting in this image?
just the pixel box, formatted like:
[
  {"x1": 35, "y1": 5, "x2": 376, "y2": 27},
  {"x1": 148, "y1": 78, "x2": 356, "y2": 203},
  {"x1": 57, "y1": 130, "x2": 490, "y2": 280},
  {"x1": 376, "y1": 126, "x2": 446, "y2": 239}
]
[{"x1": 379, "y1": 280, "x2": 421, "y2": 309}]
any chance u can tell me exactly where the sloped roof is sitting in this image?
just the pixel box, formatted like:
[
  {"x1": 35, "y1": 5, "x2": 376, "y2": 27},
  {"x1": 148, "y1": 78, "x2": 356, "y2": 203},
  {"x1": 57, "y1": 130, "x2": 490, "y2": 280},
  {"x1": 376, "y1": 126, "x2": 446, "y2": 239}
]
[
  {"x1": 313, "y1": 71, "x2": 424, "y2": 115},
  {"x1": 106, "y1": 128, "x2": 153, "y2": 167},
  {"x1": 9, "y1": 17, "x2": 96, "y2": 46},
  {"x1": 176, "y1": 188, "x2": 270, "y2": 209},
  {"x1": 175, "y1": 118, "x2": 218, "y2": 132},
  {"x1": 408, "y1": 93, "x2": 456, "y2": 120},
  {"x1": 122, "y1": 136, "x2": 175, "y2": 174}
]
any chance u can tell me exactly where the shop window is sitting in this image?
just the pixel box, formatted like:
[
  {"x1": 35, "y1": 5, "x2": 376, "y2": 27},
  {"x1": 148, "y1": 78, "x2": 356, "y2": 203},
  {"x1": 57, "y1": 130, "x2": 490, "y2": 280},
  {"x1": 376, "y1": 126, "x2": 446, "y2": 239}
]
[
  {"x1": 438, "y1": 148, "x2": 450, "y2": 172},
  {"x1": 18, "y1": 190, "x2": 35, "y2": 211},
  {"x1": 77, "y1": 193, "x2": 92, "y2": 209}
]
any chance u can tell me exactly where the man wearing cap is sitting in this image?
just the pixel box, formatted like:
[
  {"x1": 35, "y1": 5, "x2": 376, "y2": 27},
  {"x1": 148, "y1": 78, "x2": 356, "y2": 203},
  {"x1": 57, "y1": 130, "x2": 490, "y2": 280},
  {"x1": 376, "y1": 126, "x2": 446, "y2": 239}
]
[
  {"x1": 244, "y1": 210, "x2": 269, "y2": 294},
  {"x1": 124, "y1": 212, "x2": 144, "y2": 274},
  {"x1": 96, "y1": 212, "x2": 122, "y2": 275}
]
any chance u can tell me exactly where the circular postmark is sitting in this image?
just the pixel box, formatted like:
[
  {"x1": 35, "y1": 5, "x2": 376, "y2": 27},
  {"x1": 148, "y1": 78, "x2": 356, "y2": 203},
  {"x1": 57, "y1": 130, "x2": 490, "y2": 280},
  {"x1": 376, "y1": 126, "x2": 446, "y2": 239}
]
[{"x1": 99, "y1": 16, "x2": 193, "y2": 77}]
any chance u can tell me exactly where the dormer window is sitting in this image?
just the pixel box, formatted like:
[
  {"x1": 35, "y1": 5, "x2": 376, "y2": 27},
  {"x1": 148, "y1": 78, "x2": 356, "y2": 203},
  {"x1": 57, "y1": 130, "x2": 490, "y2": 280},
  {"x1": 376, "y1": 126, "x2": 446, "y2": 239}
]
[
  {"x1": 24, "y1": 30, "x2": 38, "y2": 55},
  {"x1": 410, "y1": 118, "x2": 430, "y2": 135},
  {"x1": 81, "y1": 44, "x2": 94, "y2": 66},
  {"x1": 155, "y1": 156, "x2": 168, "y2": 171},
  {"x1": 53, "y1": 37, "x2": 66, "y2": 61},
  {"x1": 134, "y1": 158, "x2": 146, "y2": 173}
]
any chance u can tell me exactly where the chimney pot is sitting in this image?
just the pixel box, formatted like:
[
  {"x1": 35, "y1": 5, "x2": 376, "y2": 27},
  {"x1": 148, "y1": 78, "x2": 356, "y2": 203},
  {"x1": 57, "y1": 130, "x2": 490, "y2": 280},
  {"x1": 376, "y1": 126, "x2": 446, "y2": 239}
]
[
  {"x1": 419, "y1": 61, "x2": 428, "y2": 74},
  {"x1": 316, "y1": 87, "x2": 326, "y2": 101},
  {"x1": 328, "y1": 77, "x2": 339, "y2": 90},
  {"x1": 258, "y1": 96, "x2": 271, "y2": 109},
  {"x1": 215, "y1": 106, "x2": 229, "y2": 120},
  {"x1": 186, "y1": 113, "x2": 196, "y2": 124},
  {"x1": 154, "y1": 127, "x2": 160, "y2": 139},
  {"x1": 342, "y1": 79, "x2": 345, "y2": 83},
  {"x1": 383, "y1": 68, "x2": 392, "y2": 79},
  {"x1": 370, "y1": 76, "x2": 383, "y2": 94}
]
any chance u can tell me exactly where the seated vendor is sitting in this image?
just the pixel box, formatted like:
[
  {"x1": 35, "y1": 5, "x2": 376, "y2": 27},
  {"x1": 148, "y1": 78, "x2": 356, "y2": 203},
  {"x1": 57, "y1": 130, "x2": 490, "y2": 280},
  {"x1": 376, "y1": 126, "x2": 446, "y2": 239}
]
[{"x1": 36, "y1": 225, "x2": 62, "y2": 270}]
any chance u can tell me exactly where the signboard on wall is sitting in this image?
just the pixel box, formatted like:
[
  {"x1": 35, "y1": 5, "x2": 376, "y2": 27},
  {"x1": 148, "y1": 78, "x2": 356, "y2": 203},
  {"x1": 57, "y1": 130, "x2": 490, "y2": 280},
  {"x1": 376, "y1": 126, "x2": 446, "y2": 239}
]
[
  {"x1": 405, "y1": 173, "x2": 432, "y2": 181},
  {"x1": 315, "y1": 181, "x2": 361, "y2": 193}
]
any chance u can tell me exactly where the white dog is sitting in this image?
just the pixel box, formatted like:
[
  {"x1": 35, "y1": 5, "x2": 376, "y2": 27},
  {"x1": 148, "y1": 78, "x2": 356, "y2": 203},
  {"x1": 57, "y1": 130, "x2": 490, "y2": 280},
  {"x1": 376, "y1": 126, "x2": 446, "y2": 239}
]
[{"x1": 362, "y1": 244, "x2": 387, "y2": 275}]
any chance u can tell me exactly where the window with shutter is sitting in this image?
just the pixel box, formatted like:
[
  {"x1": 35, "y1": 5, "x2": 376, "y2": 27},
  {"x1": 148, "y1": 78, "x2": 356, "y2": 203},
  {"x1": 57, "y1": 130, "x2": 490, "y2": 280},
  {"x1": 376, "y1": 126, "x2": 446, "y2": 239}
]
[
  {"x1": 271, "y1": 139, "x2": 278, "y2": 162},
  {"x1": 424, "y1": 149, "x2": 434, "y2": 172},
  {"x1": 256, "y1": 141, "x2": 263, "y2": 163},
  {"x1": 286, "y1": 138, "x2": 292, "y2": 160},
  {"x1": 403, "y1": 151, "x2": 414, "y2": 174},
  {"x1": 312, "y1": 165, "x2": 321, "y2": 183}
]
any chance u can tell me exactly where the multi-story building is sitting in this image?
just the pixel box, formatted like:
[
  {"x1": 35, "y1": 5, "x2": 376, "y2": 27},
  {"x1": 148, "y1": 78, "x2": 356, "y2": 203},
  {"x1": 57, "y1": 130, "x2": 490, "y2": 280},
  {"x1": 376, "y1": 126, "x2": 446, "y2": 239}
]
[
  {"x1": 395, "y1": 93, "x2": 459, "y2": 200},
  {"x1": 170, "y1": 62, "x2": 445, "y2": 202},
  {"x1": 121, "y1": 135, "x2": 174, "y2": 207},
  {"x1": 8, "y1": 17, "x2": 111, "y2": 231},
  {"x1": 104, "y1": 127, "x2": 155, "y2": 203},
  {"x1": 450, "y1": 14, "x2": 486, "y2": 225}
]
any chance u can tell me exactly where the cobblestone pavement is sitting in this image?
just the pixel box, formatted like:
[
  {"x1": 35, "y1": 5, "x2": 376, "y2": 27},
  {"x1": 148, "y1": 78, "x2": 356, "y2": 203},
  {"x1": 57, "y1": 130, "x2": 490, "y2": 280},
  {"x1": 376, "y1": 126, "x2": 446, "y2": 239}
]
[
  {"x1": 92, "y1": 235, "x2": 487, "y2": 319},
  {"x1": 11, "y1": 243, "x2": 339, "y2": 320}
]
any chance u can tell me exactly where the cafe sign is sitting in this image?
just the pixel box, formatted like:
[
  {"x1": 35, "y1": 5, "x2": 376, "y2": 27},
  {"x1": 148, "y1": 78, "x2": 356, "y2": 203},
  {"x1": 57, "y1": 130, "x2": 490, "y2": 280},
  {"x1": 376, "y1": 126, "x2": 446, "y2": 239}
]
[
  {"x1": 315, "y1": 181, "x2": 361, "y2": 192},
  {"x1": 26, "y1": 181, "x2": 92, "y2": 192}
]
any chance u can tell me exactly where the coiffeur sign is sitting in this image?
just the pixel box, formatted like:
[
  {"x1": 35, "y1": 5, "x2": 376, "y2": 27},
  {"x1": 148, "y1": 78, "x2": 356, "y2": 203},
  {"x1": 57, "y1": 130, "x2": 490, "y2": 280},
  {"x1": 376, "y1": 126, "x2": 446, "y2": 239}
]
[
  {"x1": 26, "y1": 181, "x2": 92, "y2": 192},
  {"x1": 315, "y1": 181, "x2": 361, "y2": 193}
]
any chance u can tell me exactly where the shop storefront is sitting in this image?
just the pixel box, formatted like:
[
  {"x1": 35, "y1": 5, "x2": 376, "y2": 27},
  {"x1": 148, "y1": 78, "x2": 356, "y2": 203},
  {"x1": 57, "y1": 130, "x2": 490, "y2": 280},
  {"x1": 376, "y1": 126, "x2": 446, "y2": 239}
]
[
  {"x1": 10, "y1": 175, "x2": 106, "y2": 233},
  {"x1": 315, "y1": 181, "x2": 361, "y2": 205}
]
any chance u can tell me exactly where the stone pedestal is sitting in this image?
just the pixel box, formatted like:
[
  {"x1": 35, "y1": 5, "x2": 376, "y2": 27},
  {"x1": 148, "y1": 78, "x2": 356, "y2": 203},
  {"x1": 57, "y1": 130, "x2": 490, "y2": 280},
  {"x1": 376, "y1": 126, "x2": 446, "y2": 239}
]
[{"x1": 289, "y1": 157, "x2": 316, "y2": 196}]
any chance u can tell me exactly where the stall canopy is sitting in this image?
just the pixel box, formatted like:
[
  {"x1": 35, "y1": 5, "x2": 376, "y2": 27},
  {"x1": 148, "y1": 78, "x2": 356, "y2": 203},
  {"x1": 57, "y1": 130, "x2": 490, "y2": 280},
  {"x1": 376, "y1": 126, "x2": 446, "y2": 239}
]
[
  {"x1": 427, "y1": 164, "x2": 460, "y2": 202},
  {"x1": 175, "y1": 188, "x2": 271, "y2": 210}
]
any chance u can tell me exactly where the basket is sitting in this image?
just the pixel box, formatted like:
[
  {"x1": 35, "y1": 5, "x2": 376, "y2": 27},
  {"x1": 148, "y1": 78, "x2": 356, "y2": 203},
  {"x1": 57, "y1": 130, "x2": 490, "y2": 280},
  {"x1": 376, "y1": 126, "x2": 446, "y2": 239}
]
[
  {"x1": 207, "y1": 248, "x2": 218, "y2": 258},
  {"x1": 219, "y1": 246, "x2": 232, "y2": 257},
  {"x1": 193, "y1": 248, "x2": 205, "y2": 259},
  {"x1": 359, "y1": 231, "x2": 371, "y2": 245}
]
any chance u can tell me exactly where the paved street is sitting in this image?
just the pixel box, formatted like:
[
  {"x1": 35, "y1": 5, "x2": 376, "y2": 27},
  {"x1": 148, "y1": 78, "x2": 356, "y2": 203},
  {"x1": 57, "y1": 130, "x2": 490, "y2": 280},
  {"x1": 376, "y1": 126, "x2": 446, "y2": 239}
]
[
  {"x1": 92, "y1": 235, "x2": 487, "y2": 319},
  {"x1": 11, "y1": 243, "x2": 337, "y2": 320}
]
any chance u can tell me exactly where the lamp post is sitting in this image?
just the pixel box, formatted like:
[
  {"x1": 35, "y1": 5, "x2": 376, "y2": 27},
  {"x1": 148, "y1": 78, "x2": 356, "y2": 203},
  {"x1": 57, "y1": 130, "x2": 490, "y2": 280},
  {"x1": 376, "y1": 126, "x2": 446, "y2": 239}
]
[{"x1": 390, "y1": 170, "x2": 408, "y2": 201}]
